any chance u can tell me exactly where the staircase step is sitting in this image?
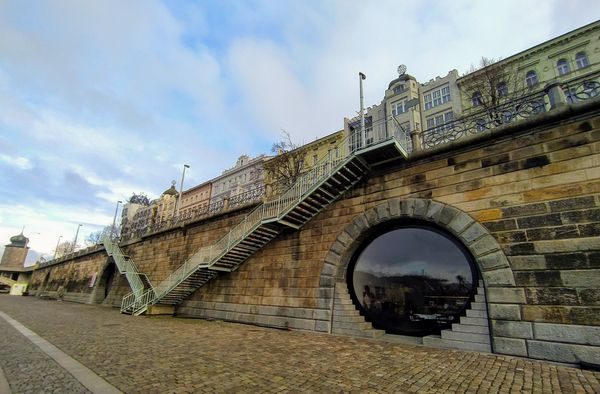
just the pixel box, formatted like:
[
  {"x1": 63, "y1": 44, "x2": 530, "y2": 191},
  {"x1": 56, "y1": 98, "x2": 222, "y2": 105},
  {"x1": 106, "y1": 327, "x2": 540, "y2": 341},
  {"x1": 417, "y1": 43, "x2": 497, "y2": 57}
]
[
  {"x1": 474, "y1": 294, "x2": 486, "y2": 303},
  {"x1": 422, "y1": 335, "x2": 491, "y2": 353},
  {"x1": 451, "y1": 323, "x2": 489, "y2": 334},
  {"x1": 441, "y1": 330, "x2": 490, "y2": 344},
  {"x1": 460, "y1": 316, "x2": 488, "y2": 326},
  {"x1": 466, "y1": 309, "x2": 488, "y2": 319},
  {"x1": 469, "y1": 302, "x2": 487, "y2": 311}
]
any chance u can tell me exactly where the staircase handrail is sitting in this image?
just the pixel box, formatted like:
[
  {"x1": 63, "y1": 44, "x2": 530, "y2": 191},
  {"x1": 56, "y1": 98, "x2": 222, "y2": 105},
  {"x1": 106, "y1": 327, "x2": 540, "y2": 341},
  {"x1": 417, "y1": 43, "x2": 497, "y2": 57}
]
[{"x1": 130, "y1": 121, "x2": 409, "y2": 309}]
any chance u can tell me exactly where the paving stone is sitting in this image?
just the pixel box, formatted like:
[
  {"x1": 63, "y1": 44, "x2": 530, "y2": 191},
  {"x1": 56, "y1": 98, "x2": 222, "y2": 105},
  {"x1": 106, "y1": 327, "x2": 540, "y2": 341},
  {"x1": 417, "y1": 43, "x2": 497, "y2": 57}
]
[{"x1": 0, "y1": 296, "x2": 599, "y2": 394}]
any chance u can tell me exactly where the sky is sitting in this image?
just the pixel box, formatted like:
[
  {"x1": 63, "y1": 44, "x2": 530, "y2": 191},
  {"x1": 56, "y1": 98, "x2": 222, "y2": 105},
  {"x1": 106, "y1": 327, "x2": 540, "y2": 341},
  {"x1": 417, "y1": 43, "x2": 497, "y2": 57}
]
[{"x1": 0, "y1": 0, "x2": 598, "y2": 264}]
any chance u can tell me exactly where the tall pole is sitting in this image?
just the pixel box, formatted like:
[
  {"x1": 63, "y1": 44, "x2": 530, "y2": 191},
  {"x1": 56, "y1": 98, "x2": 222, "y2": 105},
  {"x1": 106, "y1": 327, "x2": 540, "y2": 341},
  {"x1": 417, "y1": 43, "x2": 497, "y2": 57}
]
[
  {"x1": 359, "y1": 72, "x2": 366, "y2": 148},
  {"x1": 73, "y1": 224, "x2": 82, "y2": 252},
  {"x1": 175, "y1": 164, "x2": 190, "y2": 218},
  {"x1": 111, "y1": 200, "x2": 122, "y2": 239},
  {"x1": 53, "y1": 235, "x2": 63, "y2": 259}
]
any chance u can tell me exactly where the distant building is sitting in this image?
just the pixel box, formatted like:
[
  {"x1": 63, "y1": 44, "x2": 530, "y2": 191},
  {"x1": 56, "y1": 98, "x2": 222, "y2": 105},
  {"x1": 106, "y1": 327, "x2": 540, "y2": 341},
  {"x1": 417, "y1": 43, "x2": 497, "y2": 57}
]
[
  {"x1": 0, "y1": 232, "x2": 34, "y2": 294},
  {"x1": 179, "y1": 181, "x2": 212, "y2": 218},
  {"x1": 210, "y1": 155, "x2": 268, "y2": 203}
]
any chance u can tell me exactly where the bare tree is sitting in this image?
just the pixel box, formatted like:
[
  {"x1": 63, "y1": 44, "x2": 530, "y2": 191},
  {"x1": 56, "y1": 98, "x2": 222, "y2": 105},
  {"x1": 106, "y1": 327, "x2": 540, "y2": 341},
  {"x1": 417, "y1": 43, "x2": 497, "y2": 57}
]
[
  {"x1": 84, "y1": 226, "x2": 116, "y2": 246},
  {"x1": 55, "y1": 240, "x2": 76, "y2": 258},
  {"x1": 263, "y1": 130, "x2": 305, "y2": 196},
  {"x1": 461, "y1": 57, "x2": 522, "y2": 125},
  {"x1": 128, "y1": 193, "x2": 151, "y2": 206}
]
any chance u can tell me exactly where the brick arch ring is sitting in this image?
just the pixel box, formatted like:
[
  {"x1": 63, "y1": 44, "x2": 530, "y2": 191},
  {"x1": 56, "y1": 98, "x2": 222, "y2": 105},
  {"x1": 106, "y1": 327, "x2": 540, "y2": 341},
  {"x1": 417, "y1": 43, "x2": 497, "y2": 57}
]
[{"x1": 319, "y1": 198, "x2": 516, "y2": 292}]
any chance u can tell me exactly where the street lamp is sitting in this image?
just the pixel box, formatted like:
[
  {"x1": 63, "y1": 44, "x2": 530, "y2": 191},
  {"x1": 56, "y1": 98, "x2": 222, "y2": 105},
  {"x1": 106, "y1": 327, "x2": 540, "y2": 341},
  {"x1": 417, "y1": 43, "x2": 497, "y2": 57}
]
[
  {"x1": 359, "y1": 72, "x2": 366, "y2": 148},
  {"x1": 111, "y1": 200, "x2": 123, "y2": 239},
  {"x1": 73, "y1": 224, "x2": 83, "y2": 252},
  {"x1": 174, "y1": 164, "x2": 190, "y2": 218},
  {"x1": 53, "y1": 235, "x2": 63, "y2": 259}
]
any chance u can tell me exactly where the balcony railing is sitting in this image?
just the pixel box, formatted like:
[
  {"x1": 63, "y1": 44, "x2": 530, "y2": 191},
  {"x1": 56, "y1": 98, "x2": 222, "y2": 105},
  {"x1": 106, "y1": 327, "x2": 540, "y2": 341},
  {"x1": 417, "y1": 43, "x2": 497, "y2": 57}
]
[{"x1": 422, "y1": 69, "x2": 600, "y2": 149}]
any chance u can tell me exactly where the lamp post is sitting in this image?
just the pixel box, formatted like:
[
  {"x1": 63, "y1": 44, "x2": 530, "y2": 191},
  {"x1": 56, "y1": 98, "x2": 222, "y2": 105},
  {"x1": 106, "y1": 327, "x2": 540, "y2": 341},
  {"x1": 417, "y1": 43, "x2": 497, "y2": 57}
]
[
  {"x1": 53, "y1": 235, "x2": 63, "y2": 259},
  {"x1": 174, "y1": 164, "x2": 190, "y2": 218},
  {"x1": 359, "y1": 72, "x2": 366, "y2": 148},
  {"x1": 73, "y1": 224, "x2": 82, "y2": 252},
  {"x1": 111, "y1": 200, "x2": 123, "y2": 239}
]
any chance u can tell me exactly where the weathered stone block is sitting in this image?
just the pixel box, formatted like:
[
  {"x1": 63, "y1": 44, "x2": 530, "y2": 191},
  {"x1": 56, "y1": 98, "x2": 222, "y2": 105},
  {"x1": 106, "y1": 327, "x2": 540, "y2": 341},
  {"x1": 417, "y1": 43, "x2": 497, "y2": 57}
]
[
  {"x1": 533, "y1": 322, "x2": 600, "y2": 346},
  {"x1": 471, "y1": 235, "x2": 501, "y2": 257},
  {"x1": 491, "y1": 320, "x2": 533, "y2": 339},
  {"x1": 493, "y1": 337, "x2": 528, "y2": 357},
  {"x1": 516, "y1": 213, "x2": 562, "y2": 229},
  {"x1": 545, "y1": 253, "x2": 587, "y2": 270},
  {"x1": 503, "y1": 242, "x2": 535, "y2": 256},
  {"x1": 514, "y1": 271, "x2": 562, "y2": 286},
  {"x1": 425, "y1": 201, "x2": 445, "y2": 222},
  {"x1": 527, "y1": 340, "x2": 600, "y2": 364},
  {"x1": 508, "y1": 255, "x2": 546, "y2": 270},
  {"x1": 561, "y1": 269, "x2": 600, "y2": 287},
  {"x1": 488, "y1": 304, "x2": 521, "y2": 320},
  {"x1": 522, "y1": 305, "x2": 571, "y2": 324},
  {"x1": 483, "y1": 219, "x2": 517, "y2": 232},
  {"x1": 570, "y1": 307, "x2": 600, "y2": 325},
  {"x1": 315, "y1": 320, "x2": 330, "y2": 332},
  {"x1": 482, "y1": 268, "x2": 516, "y2": 286},
  {"x1": 526, "y1": 225, "x2": 578, "y2": 241},
  {"x1": 438, "y1": 205, "x2": 459, "y2": 225},
  {"x1": 577, "y1": 288, "x2": 600, "y2": 305},
  {"x1": 494, "y1": 230, "x2": 527, "y2": 244},
  {"x1": 501, "y1": 203, "x2": 548, "y2": 218},
  {"x1": 321, "y1": 262, "x2": 336, "y2": 277},
  {"x1": 312, "y1": 309, "x2": 331, "y2": 321},
  {"x1": 549, "y1": 196, "x2": 596, "y2": 212},
  {"x1": 478, "y1": 251, "x2": 510, "y2": 271},
  {"x1": 526, "y1": 287, "x2": 579, "y2": 305},
  {"x1": 448, "y1": 213, "x2": 475, "y2": 235},
  {"x1": 579, "y1": 223, "x2": 600, "y2": 237},
  {"x1": 487, "y1": 287, "x2": 526, "y2": 304},
  {"x1": 412, "y1": 198, "x2": 429, "y2": 217},
  {"x1": 561, "y1": 208, "x2": 600, "y2": 224}
]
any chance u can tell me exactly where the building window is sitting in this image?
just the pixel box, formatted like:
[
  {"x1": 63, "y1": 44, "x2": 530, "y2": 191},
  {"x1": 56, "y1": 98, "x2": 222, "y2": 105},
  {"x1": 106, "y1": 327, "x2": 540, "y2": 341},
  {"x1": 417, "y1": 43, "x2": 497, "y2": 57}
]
[
  {"x1": 313, "y1": 154, "x2": 318, "y2": 165},
  {"x1": 525, "y1": 71, "x2": 538, "y2": 88},
  {"x1": 575, "y1": 52, "x2": 589, "y2": 69},
  {"x1": 347, "y1": 223, "x2": 477, "y2": 337},
  {"x1": 471, "y1": 91, "x2": 482, "y2": 107},
  {"x1": 423, "y1": 84, "x2": 451, "y2": 110},
  {"x1": 557, "y1": 58, "x2": 570, "y2": 76},
  {"x1": 497, "y1": 82, "x2": 508, "y2": 97},
  {"x1": 426, "y1": 111, "x2": 453, "y2": 131},
  {"x1": 393, "y1": 84, "x2": 405, "y2": 94},
  {"x1": 392, "y1": 98, "x2": 408, "y2": 116}
]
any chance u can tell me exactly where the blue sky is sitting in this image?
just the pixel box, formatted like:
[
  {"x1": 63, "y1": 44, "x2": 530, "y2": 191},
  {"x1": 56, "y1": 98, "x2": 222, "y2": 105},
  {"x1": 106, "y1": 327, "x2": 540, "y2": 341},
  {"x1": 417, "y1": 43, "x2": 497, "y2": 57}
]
[{"x1": 0, "y1": 0, "x2": 598, "y2": 262}]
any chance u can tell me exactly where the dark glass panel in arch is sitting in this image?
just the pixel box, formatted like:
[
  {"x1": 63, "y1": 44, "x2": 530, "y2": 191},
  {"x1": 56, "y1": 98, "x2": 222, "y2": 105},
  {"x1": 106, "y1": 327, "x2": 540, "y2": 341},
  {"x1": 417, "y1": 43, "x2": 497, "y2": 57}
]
[{"x1": 348, "y1": 223, "x2": 477, "y2": 337}]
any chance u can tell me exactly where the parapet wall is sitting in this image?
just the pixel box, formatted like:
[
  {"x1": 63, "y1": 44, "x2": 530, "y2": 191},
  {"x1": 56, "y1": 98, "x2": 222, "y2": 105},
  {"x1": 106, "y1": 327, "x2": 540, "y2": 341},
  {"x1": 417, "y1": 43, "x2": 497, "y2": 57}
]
[{"x1": 31, "y1": 100, "x2": 600, "y2": 364}]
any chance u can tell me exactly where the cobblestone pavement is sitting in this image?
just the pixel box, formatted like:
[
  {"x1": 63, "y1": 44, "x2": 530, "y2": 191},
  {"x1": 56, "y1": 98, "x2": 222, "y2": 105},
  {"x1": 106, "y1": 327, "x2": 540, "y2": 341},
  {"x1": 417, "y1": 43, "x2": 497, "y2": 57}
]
[
  {"x1": 0, "y1": 296, "x2": 599, "y2": 394},
  {"x1": 0, "y1": 316, "x2": 91, "y2": 394}
]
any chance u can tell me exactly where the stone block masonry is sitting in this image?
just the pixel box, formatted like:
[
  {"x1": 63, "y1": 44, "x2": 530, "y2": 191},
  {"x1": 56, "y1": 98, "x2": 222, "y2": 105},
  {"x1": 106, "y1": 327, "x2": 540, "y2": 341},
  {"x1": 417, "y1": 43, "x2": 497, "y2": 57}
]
[{"x1": 29, "y1": 101, "x2": 600, "y2": 365}]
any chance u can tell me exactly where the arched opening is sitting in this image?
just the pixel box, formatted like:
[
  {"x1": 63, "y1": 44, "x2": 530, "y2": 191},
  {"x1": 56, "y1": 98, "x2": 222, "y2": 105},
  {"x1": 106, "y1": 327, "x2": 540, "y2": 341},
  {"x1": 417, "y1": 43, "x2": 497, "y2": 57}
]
[
  {"x1": 346, "y1": 220, "x2": 478, "y2": 337},
  {"x1": 93, "y1": 262, "x2": 117, "y2": 304}
]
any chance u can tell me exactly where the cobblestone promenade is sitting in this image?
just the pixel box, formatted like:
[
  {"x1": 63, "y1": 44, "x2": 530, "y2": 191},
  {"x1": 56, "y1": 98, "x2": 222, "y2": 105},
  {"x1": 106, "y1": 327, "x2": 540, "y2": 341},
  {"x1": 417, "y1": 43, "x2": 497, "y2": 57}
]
[{"x1": 0, "y1": 296, "x2": 598, "y2": 394}]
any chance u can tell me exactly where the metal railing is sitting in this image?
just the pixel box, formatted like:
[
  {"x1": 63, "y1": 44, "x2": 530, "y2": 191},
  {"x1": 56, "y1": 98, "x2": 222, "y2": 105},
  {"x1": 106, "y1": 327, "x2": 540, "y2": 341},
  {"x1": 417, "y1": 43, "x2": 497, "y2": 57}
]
[
  {"x1": 422, "y1": 90, "x2": 547, "y2": 149},
  {"x1": 561, "y1": 69, "x2": 600, "y2": 103},
  {"x1": 101, "y1": 234, "x2": 154, "y2": 313},
  {"x1": 348, "y1": 115, "x2": 413, "y2": 154},
  {"x1": 422, "y1": 70, "x2": 600, "y2": 149},
  {"x1": 120, "y1": 121, "x2": 411, "y2": 312},
  {"x1": 120, "y1": 185, "x2": 266, "y2": 242}
]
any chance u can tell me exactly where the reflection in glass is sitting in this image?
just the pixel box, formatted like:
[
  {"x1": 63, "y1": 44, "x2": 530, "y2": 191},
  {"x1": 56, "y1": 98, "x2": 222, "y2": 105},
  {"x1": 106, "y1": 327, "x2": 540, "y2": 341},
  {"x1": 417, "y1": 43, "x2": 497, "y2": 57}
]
[{"x1": 350, "y1": 226, "x2": 476, "y2": 336}]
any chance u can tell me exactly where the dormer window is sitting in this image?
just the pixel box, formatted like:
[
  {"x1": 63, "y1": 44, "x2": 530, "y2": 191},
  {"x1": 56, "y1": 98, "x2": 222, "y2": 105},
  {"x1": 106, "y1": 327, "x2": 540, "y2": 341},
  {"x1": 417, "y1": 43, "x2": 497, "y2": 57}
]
[
  {"x1": 576, "y1": 52, "x2": 589, "y2": 69},
  {"x1": 393, "y1": 84, "x2": 406, "y2": 94}
]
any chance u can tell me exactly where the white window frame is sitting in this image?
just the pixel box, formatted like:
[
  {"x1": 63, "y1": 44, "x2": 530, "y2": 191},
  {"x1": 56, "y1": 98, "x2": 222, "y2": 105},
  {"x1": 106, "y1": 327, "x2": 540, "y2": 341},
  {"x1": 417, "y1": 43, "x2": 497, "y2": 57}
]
[
  {"x1": 525, "y1": 71, "x2": 538, "y2": 88},
  {"x1": 426, "y1": 111, "x2": 454, "y2": 132},
  {"x1": 557, "y1": 58, "x2": 570, "y2": 76},
  {"x1": 391, "y1": 97, "x2": 408, "y2": 116},
  {"x1": 423, "y1": 83, "x2": 451, "y2": 111},
  {"x1": 575, "y1": 52, "x2": 589, "y2": 69}
]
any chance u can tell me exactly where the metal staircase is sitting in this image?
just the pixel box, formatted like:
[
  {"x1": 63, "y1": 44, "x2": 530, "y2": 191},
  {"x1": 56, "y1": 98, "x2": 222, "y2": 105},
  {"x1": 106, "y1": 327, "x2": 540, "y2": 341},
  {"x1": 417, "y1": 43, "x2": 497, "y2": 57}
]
[
  {"x1": 101, "y1": 235, "x2": 152, "y2": 314},
  {"x1": 120, "y1": 116, "x2": 411, "y2": 315}
]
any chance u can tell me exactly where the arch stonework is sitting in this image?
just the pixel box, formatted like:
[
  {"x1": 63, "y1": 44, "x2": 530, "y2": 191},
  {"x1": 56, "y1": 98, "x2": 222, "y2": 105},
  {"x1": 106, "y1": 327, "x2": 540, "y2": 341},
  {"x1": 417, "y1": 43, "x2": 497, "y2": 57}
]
[{"x1": 319, "y1": 197, "x2": 519, "y2": 354}]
